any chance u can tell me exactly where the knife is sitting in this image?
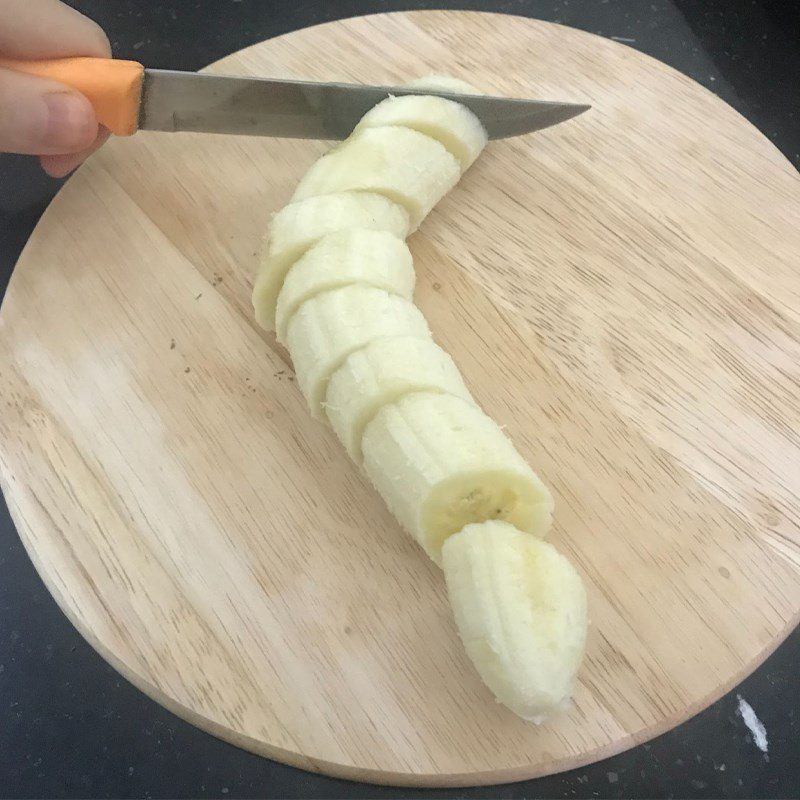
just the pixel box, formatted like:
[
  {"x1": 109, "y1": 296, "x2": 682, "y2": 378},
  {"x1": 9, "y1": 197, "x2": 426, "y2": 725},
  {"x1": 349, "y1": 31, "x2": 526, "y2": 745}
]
[{"x1": 0, "y1": 57, "x2": 589, "y2": 140}]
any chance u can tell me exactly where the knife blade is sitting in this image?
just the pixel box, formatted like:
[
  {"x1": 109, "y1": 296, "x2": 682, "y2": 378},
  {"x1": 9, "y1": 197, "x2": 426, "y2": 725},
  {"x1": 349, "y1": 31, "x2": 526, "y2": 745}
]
[
  {"x1": 140, "y1": 70, "x2": 590, "y2": 140},
  {"x1": 0, "y1": 57, "x2": 589, "y2": 140}
]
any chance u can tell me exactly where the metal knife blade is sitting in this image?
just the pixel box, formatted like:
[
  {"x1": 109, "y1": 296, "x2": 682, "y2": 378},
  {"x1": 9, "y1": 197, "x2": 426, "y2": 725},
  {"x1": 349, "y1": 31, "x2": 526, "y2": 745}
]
[{"x1": 140, "y1": 71, "x2": 590, "y2": 140}]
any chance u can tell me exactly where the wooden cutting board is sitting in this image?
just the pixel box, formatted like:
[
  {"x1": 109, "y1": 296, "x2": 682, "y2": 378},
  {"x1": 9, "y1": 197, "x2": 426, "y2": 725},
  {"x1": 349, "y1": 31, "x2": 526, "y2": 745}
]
[{"x1": 1, "y1": 10, "x2": 798, "y2": 787}]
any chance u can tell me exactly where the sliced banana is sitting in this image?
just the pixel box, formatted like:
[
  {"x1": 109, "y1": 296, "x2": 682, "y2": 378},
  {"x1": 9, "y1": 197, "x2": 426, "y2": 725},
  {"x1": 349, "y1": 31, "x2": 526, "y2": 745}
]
[
  {"x1": 325, "y1": 337, "x2": 474, "y2": 462},
  {"x1": 252, "y1": 192, "x2": 410, "y2": 330},
  {"x1": 362, "y1": 392, "x2": 553, "y2": 564},
  {"x1": 442, "y1": 521, "x2": 588, "y2": 722},
  {"x1": 291, "y1": 126, "x2": 460, "y2": 230},
  {"x1": 285, "y1": 286, "x2": 431, "y2": 418},
  {"x1": 275, "y1": 229, "x2": 415, "y2": 343},
  {"x1": 251, "y1": 74, "x2": 583, "y2": 720},
  {"x1": 356, "y1": 83, "x2": 487, "y2": 170}
]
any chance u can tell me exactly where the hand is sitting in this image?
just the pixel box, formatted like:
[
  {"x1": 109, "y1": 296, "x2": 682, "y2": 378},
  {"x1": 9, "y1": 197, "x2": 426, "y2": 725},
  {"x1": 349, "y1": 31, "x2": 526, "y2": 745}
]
[{"x1": 0, "y1": 0, "x2": 110, "y2": 177}]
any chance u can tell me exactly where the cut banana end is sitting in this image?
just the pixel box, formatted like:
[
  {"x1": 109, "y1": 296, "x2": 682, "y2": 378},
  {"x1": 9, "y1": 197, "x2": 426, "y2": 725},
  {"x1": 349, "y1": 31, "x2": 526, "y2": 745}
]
[
  {"x1": 404, "y1": 75, "x2": 484, "y2": 95},
  {"x1": 362, "y1": 392, "x2": 554, "y2": 564},
  {"x1": 285, "y1": 286, "x2": 432, "y2": 418},
  {"x1": 275, "y1": 229, "x2": 415, "y2": 343},
  {"x1": 291, "y1": 127, "x2": 460, "y2": 230},
  {"x1": 355, "y1": 94, "x2": 487, "y2": 171},
  {"x1": 325, "y1": 337, "x2": 474, "y2": 462},
  {"x1": 252, "y1": 192, "x2": 410, "y2": 330},
  {"x1": 442, "y1": 521, "x2": 588, "y2": 722}
]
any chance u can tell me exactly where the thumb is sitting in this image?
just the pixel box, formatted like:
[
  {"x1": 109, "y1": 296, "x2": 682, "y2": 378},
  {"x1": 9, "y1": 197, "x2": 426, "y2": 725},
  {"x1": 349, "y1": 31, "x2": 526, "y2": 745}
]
[{"x1": 0, "y1": 67, "x2": 98, "y2": 156}]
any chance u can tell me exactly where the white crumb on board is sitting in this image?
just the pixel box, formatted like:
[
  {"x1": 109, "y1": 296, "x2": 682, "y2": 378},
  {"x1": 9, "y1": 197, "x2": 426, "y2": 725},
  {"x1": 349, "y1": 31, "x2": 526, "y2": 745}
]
[{"x1": 737, "y1": 694, "x2": 769, "y2": 753}]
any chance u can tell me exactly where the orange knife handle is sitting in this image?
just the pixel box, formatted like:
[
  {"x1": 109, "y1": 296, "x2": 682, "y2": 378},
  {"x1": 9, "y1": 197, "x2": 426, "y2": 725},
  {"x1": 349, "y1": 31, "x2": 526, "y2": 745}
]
[{"x1": 0, "y1": 57, "x2": 144, "y2": 136}]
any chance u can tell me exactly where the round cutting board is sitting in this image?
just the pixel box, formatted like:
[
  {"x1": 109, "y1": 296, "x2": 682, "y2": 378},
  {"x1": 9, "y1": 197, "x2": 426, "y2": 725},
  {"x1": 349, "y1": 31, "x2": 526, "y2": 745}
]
[{"x1": 1, "y1": 10, "x2": 799, "y2": 787}]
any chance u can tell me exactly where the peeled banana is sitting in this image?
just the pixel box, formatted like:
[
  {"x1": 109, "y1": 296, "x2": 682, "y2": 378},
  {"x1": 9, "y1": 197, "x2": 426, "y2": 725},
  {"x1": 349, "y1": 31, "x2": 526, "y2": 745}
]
[
  {"x1": 325, "y1": 337, "x2": 474, "y2": 461},
  {"x1": 275, "y1": 229, "x2": 416, "y2": 342},
  {"x1": 291, "y1": 126, "x2": 461, "y2": 230},
  {"x1": 252, "y1": 192, "x2": 410, "y2": 330},
  {"x1": 442, "y1": 521, "x2": 588, "y2": 722},
  {"x1": 285, "y1": 286, "x2": 431, "y2": 418},
  {"x1": 250, "y1": 75, "x2": 588, "y2": 722},
  {"x1": 361, "y1": 392, "x2": 554, "y2": 564}
]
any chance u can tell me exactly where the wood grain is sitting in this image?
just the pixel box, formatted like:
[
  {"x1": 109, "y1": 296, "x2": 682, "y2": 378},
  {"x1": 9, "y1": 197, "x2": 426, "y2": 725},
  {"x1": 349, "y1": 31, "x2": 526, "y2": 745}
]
[{"x1": 1, "y1": 10, "x2": 799, "y2": 787}]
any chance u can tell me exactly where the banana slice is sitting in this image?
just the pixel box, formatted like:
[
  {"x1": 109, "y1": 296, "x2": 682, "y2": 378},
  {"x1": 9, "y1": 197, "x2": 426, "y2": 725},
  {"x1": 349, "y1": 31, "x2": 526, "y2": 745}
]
[
  {"x1": 285, "y1": 286, "x2": 432, "y2": 418},
  {"x1": 252, "y1": 192, "x2": 410, "y2": 330},
  {"x1": 362, "y1": 392, "x2": 553, "y2": 563},
  {"x1": 291, "y1": 126, "x2": 460, "y2": 230},
  {"x1": 325, "y1": 337, "x2": 474, "y2": 462},
  {"x1": 355, "y1": 98, "x2": 485, "y2": 172},
  {"x1": 275, "y1": 229, "x2": 415, "y2": 343},
  {"x1": 355, "y1": 88, "x2": 487, "y2": 170},
  {"x1": 442, "y1": 521, "x2": 588, "y2": 722},
  {"x1": 405, "y1": 75, "x2": 483, "y2": 95}
]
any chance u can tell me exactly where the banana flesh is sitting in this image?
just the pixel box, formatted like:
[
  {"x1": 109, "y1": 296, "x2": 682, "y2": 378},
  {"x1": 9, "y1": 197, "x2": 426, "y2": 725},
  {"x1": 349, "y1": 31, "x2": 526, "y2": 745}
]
[
  {"x1": 251, "y1": 75, "x2": 587, "y2": 722},
  {"x1": 355, "y1": 95, "x2": 487, "y2": 171},
  {"x1": 252, "y1": 192, "x2": 410, "y2": 330},
  {"x1": 404, "y1": 75, "x2": 484, "y2": 94},
  {"x1": 275, "y1": 229, "x2": 415, "y2": 343},
  {"x1": 361, "y1": 392, "x2": 554, "y2": 564},
  {"x1": 442, "y1": 521, "x2": 588, "y2": 722},
  {"x1": 285, "y1": 286, "x2": 431, "y2": 418},
  {"x1": 325, "y1": 336, "x2": 474, "y2": 462},
  {"x1": 291, "y1": 126, "x2": 461, "y2": 230}
]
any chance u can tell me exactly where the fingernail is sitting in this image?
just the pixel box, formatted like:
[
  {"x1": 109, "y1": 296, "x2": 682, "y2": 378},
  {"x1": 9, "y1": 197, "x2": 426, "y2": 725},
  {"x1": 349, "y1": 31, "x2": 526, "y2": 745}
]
[{"x1": 42, "y1": 92, "x2": 96, "y2": 151}]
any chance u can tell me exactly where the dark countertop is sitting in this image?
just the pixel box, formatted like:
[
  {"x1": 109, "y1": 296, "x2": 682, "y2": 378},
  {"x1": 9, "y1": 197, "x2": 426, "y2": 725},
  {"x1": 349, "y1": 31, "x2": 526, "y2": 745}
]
[{"x1": 1, "y1": 1, "x2": 798, "y2": 797}]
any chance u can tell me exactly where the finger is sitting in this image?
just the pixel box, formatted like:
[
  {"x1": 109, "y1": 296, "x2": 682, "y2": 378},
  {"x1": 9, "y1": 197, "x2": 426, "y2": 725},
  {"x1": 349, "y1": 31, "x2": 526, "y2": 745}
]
[
  {"x1": 0, "y1": 67, "x2": 98, "y2": 155},
  {"x1": 40, "y1": 126, "x2": 110, "y2": 177},
  {"x1": 0, "y1": 0, "x2": 110, "y2": 59}
]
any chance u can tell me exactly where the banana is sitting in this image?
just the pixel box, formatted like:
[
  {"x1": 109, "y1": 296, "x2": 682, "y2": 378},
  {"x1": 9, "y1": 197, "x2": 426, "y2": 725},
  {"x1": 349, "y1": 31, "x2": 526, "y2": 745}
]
[
  {"x1": 252, "y1": 192, "x2": 410, "y2": 330},
  {"x1": 355, "y1": 96, "x2": 487, "y2": 171},
  {"x1": 325, "y1": 337, "x2": 474, "y2": 462},
  {"x1": 361, "y1": 392, "x2": 553, "y2": 564},
  {"x1": 291, "y1": 126, "x2": 460, "y2": 230},
  {"x1": 285, "y1": 286, "x2": 432, "y2": 418},
  {"x1": 275, "y1": 229, "x2": 415, "y2": 343},
  {"x1": 442, "y1": 521, "x2": 588, "y2": 722},
  {"x1": 251, "y1": 74, "x2": 586, "y2": 720}
]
